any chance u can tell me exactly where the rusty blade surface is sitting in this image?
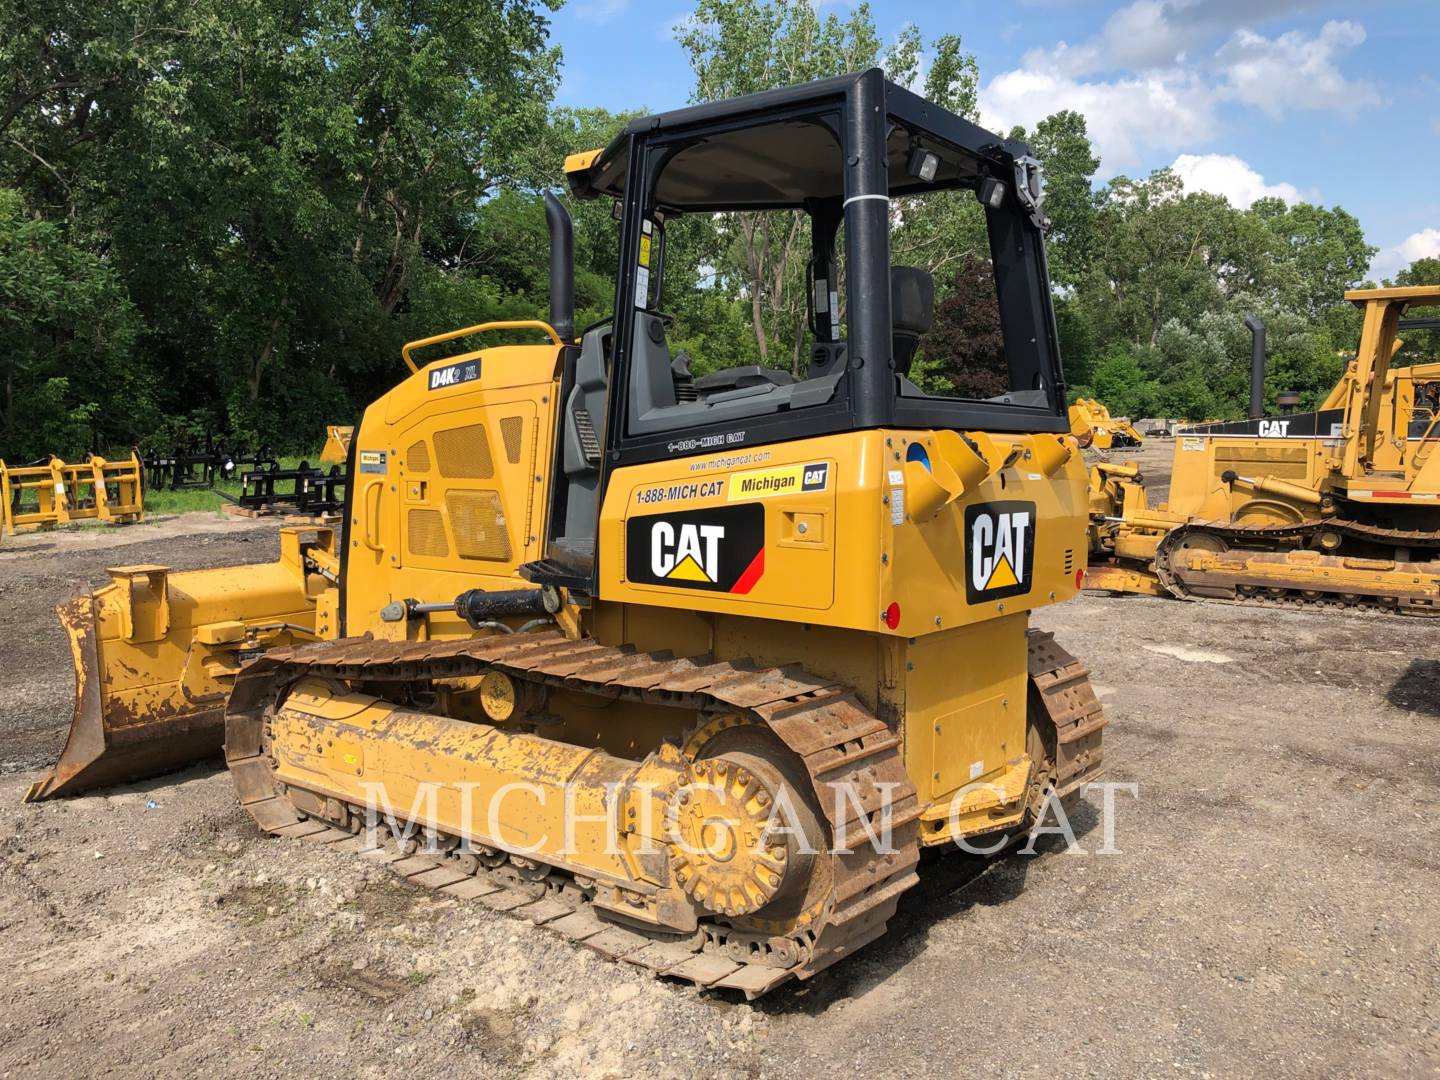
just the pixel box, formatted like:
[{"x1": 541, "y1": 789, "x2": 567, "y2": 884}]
[{"x1": 23, "y1": 593, "x2": 224, "y2": 802}]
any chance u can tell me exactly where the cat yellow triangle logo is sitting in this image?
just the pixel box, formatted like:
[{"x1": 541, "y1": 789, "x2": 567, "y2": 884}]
[
  {"x1": 965, "y1": 501, "x2": 1035, "y2": 604},
  {"x1": 984, "y1": 554, "x2": 1019, "y2": 590},
  {"x1": 666, "y1": 553, "x2": 714, "y2": 582}
]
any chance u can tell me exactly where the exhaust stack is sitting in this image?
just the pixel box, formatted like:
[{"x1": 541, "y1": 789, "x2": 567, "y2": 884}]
[
  {"x1": 544, "y1": 192, "x2": 575, "y2": 342},
  {"x1": 1245, "y1": 314, "x2": 1266, "y2": 419}
]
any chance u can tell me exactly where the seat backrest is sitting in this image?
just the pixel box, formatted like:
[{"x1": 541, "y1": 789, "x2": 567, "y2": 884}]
[
  {"x1": 891, "y1": 266, "x2": 934, "y2": 375},
  {"x1": 547, "y1": 325, "x2": 611, "y2": 564},
  {"x1": 627, "y1": 311, "x2": 679, "y2": 432}
]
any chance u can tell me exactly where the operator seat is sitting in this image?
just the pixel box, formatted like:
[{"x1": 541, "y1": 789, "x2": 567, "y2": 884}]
[{"x1": 890, "y1": 266, "x2": 934, "y2": 376}]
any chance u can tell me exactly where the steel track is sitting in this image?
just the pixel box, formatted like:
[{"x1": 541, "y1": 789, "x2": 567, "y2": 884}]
[{"x1": 222, "y1": 629, "x2": 1101, "y2": 998}]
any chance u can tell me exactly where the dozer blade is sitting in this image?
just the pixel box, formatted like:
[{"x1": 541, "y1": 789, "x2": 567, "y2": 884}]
[
  {"x1": 23, "y1": 591, "x2": 228, "y2": 801},
  {"x1": 24, "y1": 534, "x2": 334, "y2": 801}
]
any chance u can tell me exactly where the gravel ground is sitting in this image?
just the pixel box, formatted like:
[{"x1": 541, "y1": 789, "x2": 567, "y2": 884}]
[{"x1": 1, "y1": 473, "x2": 1437, "y2": 1079}]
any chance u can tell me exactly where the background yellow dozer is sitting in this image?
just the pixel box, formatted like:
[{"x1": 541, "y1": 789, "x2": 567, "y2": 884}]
[
  {"x1": 1086, "y1": 287, "x2": 1440, "y2": 614},
  {"x1": 1069, "y1": 397, "x2": 1144, "y2": 450}
]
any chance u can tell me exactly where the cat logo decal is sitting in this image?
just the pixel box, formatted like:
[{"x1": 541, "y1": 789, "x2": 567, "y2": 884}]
[
  {"x1": 966, "y1": 501, "x2": 1036, "y2": 604},
  {"x1": 627, "y1": 503, "x2": 765, "y2": 593}
]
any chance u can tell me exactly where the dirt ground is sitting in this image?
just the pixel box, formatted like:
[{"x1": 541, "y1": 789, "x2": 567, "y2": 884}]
[{"x1": 2, "y1": 471, "x2": 1438, "y2": 1079}]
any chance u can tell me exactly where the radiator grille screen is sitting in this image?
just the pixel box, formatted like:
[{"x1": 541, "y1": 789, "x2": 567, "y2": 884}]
[
  {"x1": 407, "y1": 509, "x2": 449, "y2": 557},
  {"x1": 434, "y1": 424, "x2": 494, "y2": 479},
  {"x1": 446, "y1": 490, "x2": 511, "y2": 561},
  {"x1": 499, "y1": 416, "x2": 524, "y2": 465},
  {"x1": 406, "y1": 439, "x2": 431, "y2": 474}
]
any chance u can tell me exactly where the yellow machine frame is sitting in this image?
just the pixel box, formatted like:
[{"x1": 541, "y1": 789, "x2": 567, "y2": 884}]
[{"x1": 29, "y1": 70, "x2": 1110, "y2": 998}]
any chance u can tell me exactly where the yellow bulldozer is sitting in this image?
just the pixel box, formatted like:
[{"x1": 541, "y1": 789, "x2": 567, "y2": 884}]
[
  {"x1": 1087, "y1": 287, "x2": 1440, "y2": 613},
  {"x1": 26, "y1": 72, "x2": 1105, "y2": 996},
  {"x1": 1068, "y1": 397, "x2": 1143, "y2": 450}
]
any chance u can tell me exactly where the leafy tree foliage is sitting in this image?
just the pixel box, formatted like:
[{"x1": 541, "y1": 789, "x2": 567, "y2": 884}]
[
  {"x1": 674, "y1": 0, "x2": 981, "y2": 372},
  {"x1": 911, "y1": 254, "x2": 1005, "y2": 398},
  {"x1": 1388, "y1": 256, "x2": 1440, "y2": 367},
  {"x1": 2, "y1": 0, "x2": 562, "y2": 452},
  {"x1": 0, "y1": 189, "x2": 141, "y2": 458},
  {"x1": 0, "y1": 0, "x2": 1421, "y2": 459}
]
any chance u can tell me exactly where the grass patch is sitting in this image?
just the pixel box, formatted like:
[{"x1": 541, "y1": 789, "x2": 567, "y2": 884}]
[
  {"x1": 143, "y1": 451, "x2": 326, "y2": 516},
  {"x1": 144, "y1": 485, "x2": 237, "y2": 515}
]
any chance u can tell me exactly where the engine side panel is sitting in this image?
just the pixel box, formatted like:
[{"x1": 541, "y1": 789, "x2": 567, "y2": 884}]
[{"x1": 342, "y1": 343, "x2": 562, "y2": 636}]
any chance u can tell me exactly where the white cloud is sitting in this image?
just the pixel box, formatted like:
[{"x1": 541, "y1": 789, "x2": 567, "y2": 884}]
[
  {"x1": 1216, "y1": 20, "x2": 1380, "y2": 118},
  {"x1": 573, "y1": 0, "x2": 629, "y2": 24},
  {"x1": 1026, "y1": 0, "x2": 1320, "y2": 77},
  {"x1": 1371, "y1": 228, "x2": 1440, "y2": 282},
  {"x1": 1169, "y1": 152, "x2": 1314, "y2": 206},
  {"x1": 979, "y1": 5, "x2": 1380, "y2": 176},
  {"x1": 1026, "y1": 0, "x2": 1191, "y2": 76},
  {"x1": 981, "y1": 68, "x2": 1218, "y2": 170}
]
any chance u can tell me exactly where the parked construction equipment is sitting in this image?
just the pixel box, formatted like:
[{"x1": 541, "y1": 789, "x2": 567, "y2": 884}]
[
  {"x1": 27, "y1": 72, "x2": 1105, "y2": 996},
  {"x1": 219, "y1": 460, "x2": 348, "y2": 518},
  {"x1": 1069, "y1": 397, "x2": 1143, "y2": 449},
  {"x1": 142, "y1": 441, "x2": 276, "y2": 492},
  {"x1": 1087, "y1": 287, "x2": 1440, "y2": 614},
  {"x1": 1, "y1": 452, "x2": 143, "y2": 537},
  {"x1": 320, "y1": 424, "x2": 353, "y2": 465}
]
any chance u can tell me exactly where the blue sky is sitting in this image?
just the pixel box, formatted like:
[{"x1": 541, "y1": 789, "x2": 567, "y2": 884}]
[{"x1": 547, "y1": 0, "x2": 1440, "y2": 280}]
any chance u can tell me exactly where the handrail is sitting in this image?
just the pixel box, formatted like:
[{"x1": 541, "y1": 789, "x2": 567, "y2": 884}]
[
  {"x1": 361, "y1": 482, "x2": 384, "y2": 551},
  {"x1": 401, "y1": 320, "x2": 564, "y2": 374}
]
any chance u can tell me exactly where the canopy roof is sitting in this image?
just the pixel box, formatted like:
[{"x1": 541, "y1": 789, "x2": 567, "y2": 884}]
[{"x1": 563, "y1": 71, "x2": 1016, "y2": 213}]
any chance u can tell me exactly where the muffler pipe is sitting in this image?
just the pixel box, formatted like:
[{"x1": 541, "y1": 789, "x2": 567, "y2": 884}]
[
  {"x1": 544, "y1": 192, "x2": 575, "y2": 342},
  {"x1": 1245, "y1": 315, "x2": 1266, "y2": 419}
]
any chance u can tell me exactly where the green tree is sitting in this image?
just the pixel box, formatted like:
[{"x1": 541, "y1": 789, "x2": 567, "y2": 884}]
[
  {"x1": 912, "y1": 253, "x2": 1005, "y2": 397},
  {"x1": 0, "y1": 0, "x2": 565, "y2": 450},
  {"x1": 0, "y1": 0, "x2": 1398, "y2": 452},
  {"x1": 1391, "y1": 255, "x2": 1440, "y2": 288},
  {"x1": 1389, "y1": 256, "x2": 1440, "y2": 366},
  {"x1": 674, "y1": 0, "x2": 979, "y2": 370},
  {"x1": 1079, "y1": 169, "x2": 1280, "y2": 351},
  {"x1": 0, "y1": 189, "x2": 141, "y2": 458},
  {"x1": 1081, "y1": 348, "x2": 1161, "y2": 420},
  {"x1": 1251, "y1": 198, "x2": 1374, "y2": 316}
]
